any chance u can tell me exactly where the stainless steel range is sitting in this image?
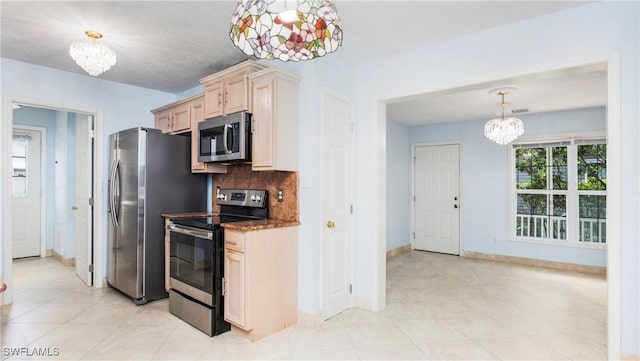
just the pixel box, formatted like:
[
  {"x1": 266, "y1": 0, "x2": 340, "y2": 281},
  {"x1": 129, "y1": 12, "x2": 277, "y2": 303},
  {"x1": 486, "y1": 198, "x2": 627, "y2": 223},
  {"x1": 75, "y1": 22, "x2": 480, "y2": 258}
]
[{"x1": 167, "y1": 188, "x2": 268, "y2": 336}]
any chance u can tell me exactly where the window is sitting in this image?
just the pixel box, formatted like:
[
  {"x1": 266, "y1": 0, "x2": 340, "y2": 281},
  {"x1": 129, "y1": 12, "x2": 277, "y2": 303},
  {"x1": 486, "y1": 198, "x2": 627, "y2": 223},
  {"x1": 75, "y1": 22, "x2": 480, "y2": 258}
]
[
  {"x1": 511, "y1": 136, "x2": 606, "y2": 246},
  {"x1": 12, "y1": 135, "x2": 29, "y2": 197}
]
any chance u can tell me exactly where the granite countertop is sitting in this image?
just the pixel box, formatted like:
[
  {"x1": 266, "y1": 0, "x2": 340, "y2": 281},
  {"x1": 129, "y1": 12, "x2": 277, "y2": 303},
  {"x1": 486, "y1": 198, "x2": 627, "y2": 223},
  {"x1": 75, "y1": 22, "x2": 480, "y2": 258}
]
[{"x1": 162, "y1": 211, "x2": 299, "y2": 231}]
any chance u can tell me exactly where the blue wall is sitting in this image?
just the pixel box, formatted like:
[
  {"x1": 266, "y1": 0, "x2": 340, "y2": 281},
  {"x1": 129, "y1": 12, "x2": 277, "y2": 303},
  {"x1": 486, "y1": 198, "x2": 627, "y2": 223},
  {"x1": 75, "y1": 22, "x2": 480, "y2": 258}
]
[
  {"x1": 386, "y1": 118, "x2": 411, "y2": 251},
  {"x1": 386, "y1": 106, "x2": 607, "y2": 266}
]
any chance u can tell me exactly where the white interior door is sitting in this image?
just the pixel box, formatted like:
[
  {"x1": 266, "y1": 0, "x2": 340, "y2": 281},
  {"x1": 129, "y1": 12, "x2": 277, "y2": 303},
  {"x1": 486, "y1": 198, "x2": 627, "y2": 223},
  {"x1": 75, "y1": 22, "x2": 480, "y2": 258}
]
[
  {"x1": 414, "y1": 144, "x2": 460, "y2": 255},
  {"x1": 12, "y1": 129, "x2": 42, "y2": 259},
  {"x1": 74, "y1": 116, "x2": 93, "y2": 285},
  {"x1": 322, "y1": 93, "x2": 354, "y2": 320}
]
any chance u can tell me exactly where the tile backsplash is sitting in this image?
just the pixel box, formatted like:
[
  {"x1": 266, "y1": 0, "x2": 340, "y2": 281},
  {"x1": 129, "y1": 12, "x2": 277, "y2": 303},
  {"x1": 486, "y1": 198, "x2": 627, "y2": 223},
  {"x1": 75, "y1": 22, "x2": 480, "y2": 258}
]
[{"x1": 212, "y1": 164, "x2": 298, "y2": 222}]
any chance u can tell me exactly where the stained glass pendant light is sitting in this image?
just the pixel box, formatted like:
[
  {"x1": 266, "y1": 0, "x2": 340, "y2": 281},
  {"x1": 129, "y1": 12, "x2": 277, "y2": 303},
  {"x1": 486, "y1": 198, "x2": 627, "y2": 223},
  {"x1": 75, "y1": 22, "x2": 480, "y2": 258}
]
[
  {"x1": 69, "y1": 30, "x2": 117, "y2": 76},
  {"x1": 484, "y1": 88, "x2": 524, "y2": 145},
  {"x1": 230, "y1": 0, "x2": 343, "y2": 62}
]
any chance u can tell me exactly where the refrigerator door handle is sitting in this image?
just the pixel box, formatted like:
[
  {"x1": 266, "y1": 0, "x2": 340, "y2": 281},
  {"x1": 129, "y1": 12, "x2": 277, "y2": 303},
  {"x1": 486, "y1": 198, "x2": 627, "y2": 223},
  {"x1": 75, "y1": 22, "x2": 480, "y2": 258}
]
[
  {"x1": 109, "y1": 159, "x2": 117, "y2": 227},
  {"x1": 110, "y1": 159, "x2": 120, "y2": 228}
]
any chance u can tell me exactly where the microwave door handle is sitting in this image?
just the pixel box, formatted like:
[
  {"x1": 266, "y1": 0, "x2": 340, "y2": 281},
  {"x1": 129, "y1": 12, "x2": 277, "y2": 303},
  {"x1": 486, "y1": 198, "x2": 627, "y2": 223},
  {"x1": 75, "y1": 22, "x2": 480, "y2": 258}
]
[
  {"x1": 223, "y1": 124, "x2": 229, "y2": 154},
  {"x1": 227, "y1": 124, "x2": 234, "y2": 152}
]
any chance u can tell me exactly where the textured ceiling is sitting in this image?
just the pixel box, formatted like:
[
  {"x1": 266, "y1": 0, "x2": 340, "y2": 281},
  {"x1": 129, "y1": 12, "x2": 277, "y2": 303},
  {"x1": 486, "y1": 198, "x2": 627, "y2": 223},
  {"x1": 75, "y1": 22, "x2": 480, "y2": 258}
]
[{"x1": 1, "y1": 1, "x2": 602, "y2": 124}]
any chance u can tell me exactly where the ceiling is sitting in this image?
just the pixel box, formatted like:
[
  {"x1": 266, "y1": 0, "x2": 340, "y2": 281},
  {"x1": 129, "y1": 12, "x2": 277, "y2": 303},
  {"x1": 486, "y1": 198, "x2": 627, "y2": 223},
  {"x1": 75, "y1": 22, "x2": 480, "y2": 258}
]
[{"x1": 1, "y1": 1, "x2": 603, "y2": 125}]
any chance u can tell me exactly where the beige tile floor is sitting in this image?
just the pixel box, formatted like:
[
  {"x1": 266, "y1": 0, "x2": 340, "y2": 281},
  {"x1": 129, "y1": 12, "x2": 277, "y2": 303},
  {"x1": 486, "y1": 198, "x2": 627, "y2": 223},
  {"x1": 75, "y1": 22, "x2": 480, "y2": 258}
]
[{"x1": 1, "y1": 251, "x2": 606, "y2": 360}]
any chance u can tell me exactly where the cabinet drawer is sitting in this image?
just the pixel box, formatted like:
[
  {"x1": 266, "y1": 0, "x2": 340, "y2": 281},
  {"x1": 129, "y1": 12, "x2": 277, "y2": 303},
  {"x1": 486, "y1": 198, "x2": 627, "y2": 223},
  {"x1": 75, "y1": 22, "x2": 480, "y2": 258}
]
[{"x1": 224, "y1": 230, "x2": 245, "y2": 252}]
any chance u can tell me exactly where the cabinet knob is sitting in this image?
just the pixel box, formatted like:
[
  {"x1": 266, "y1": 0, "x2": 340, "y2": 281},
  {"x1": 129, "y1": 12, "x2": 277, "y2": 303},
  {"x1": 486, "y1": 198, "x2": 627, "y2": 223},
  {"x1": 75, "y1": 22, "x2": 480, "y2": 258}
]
[
  {"x1": 224, "y1": 92, "x2": 228, "y2": 104},
  {"x1": 218, "y1": 93, "x2": 222, "y2": 105},
  {"x1": 326, "y1": 220, "x2": 335, "y2": 229}
]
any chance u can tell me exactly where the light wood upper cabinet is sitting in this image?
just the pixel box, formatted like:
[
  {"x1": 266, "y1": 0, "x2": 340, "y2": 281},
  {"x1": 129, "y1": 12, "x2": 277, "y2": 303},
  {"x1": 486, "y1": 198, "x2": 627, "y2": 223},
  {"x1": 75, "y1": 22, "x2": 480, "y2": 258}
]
[
  {"x1": 223, "y1": 227, "x2": 298, "y2": 342},
  {"x1": 200, "y1": 60, "x2": 266, "y2": 119},
  {"x1": 152, "y1": 101, "x2": 191, "y2": 134},
  {"x1": 248, "y1": 68, "x2": 300, "y2": 171},
  {"x1": 203, "y1": 81, "x2": 224, "y2": 119}
]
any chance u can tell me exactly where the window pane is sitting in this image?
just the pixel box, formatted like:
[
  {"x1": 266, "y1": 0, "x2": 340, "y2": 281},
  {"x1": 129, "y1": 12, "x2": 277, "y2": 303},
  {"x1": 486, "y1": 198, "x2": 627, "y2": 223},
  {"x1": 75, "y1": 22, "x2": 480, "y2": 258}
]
[
  {"x1": 516, "y1": 194, "x2": 548, "y2": 238},
  {"x1": 578, "y1": 144, "x2": 606, "y2": 190},
  {"x1": 579, "y1": 195, "x2": 606, "y2": 243},
  {"x1": 515, "y1": 148, "x2": 547, "y2": 189},
  {"x1": 551, "y1": 147, "x2": 568, "y2": 190},
  {"x1": 551, "y1": 195, "x2": 567, "y2": 240},
  {"x1": 12, "y1": 138, "x2": 27, "y2": 157},
  {"x1": 515, "y1": 194, "x2": 566, "y2": 240},
  {"x1": 12, "y1": 137, "x2": 28, "y2": 198}
]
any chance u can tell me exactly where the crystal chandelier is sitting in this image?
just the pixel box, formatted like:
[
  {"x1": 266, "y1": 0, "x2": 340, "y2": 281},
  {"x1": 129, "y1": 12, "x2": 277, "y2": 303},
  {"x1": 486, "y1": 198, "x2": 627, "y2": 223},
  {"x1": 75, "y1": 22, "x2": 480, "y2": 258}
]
[
  {"x1": 484, "y1": 89, "x2": 524, "y2": 145},
  {"x1": 230, "y1": 0, "x2": 343, "y2": 62},
  {"x1": 69, "y1": 30, "x2": 117, "y2": 76}
]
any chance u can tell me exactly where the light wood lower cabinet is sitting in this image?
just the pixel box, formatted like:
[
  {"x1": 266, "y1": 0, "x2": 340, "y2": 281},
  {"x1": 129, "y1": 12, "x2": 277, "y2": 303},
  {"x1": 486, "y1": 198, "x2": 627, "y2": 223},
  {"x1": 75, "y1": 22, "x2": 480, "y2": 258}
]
[{"x1": 223, "y1": 226, "x2": 298, "y2": 341}]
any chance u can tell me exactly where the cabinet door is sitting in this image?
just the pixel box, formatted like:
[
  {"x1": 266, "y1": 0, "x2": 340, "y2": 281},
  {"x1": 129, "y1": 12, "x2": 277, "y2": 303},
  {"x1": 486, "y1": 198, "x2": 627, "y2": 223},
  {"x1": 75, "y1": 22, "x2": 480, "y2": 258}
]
[
  {"x1": 171, "y1": 103, "x2": 191, "y2": 133},
  {"x1": 204, "y1": 82, "x2": 224, "y2": 119},
  {"x1": 224, "y1": 249, "x2": 247, "y2": 329},
  {"x1": 251, "y1": 78, "x2": 274, "y2": 168},
  {"x1": 224, "y1": 74, "x2": 249, "y2": 114},
  {"x1": 154, "y1": 110, "x2": 172, "y2": 133},
  {"x1": 190, "y1": 99, "x2": 205, "y2": 171}
]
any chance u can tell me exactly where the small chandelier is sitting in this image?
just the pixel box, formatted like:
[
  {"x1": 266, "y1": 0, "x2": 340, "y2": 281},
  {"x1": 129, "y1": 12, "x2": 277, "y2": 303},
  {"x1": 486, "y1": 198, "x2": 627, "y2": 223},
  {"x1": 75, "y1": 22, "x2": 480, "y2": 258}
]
[
  {"x1": 230, "y1": 0, "x2": 343, "y2": 62},
  {"x1": 484, "y1": 88, "x2": 524, "y2": 145},
  {"x1": 69, "y1": 30, "x2": 117, "y2": 76}
]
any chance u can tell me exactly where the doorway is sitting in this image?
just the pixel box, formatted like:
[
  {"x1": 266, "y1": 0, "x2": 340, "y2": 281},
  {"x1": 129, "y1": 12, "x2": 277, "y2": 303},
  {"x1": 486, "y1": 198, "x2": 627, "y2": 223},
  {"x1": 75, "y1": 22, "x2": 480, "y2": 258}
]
[
  {"x1": 378, "y1": 57, "x2": 620, "y2": 358},
  {"x1": 9, "y1": 104, "x2": 96, "y2": 288}
]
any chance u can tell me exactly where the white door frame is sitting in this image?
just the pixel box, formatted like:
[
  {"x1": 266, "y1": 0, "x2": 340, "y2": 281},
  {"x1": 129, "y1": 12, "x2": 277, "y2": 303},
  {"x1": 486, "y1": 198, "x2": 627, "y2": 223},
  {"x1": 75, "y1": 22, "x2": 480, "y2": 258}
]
[
  {"x1": 373, "y1": 53, "x2": 621, "y2": 358},
  {"x1": 320, "y1": 89, "x2": 356, "y2": 316},
  {"x1": 411, "y1": 142, "x2": 463, "y2": 254},
  {"x1": 2, "y1": 99, "x2": 104, "y2": 305},
  {"x1": 12, "y1": 125, "x2": 47, "y2": 258}
]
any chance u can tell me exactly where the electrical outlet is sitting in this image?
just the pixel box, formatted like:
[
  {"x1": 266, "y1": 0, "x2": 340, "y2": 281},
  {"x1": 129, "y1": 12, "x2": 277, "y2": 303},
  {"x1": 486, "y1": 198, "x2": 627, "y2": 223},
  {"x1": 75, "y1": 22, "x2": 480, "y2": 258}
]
[{"x1": 277, "y1": 189, "x2": 285, "y2": 202}]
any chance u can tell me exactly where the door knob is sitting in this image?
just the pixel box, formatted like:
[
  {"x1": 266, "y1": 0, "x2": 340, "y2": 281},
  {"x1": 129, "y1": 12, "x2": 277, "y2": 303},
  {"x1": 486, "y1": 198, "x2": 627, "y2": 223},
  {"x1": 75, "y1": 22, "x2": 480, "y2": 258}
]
[
  {"x1": 326, "y1": 220, "x2": 335, "y2": 229},
  {"x1": 71, "y1": 205, "x2": 78, "y2": 211}
]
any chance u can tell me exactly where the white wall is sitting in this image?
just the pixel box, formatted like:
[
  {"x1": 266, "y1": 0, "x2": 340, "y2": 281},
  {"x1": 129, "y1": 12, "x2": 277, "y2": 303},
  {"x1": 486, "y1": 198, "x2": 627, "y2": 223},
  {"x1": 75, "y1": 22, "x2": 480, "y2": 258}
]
[
  {"x1": 351, "y1": 1, "x2": 639, "y2": 354},
  {"x1": 386, "y1": 118, "x2": 411, "y2": 251}
]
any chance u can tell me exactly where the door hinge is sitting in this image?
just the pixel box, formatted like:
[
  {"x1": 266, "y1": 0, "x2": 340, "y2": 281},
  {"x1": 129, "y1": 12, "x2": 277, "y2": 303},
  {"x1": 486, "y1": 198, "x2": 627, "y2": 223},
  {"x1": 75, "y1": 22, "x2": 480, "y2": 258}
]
[
  {"x1": 413, "y1": 195, "x2": 416, "y2": 202},
  {"x1": 350, "y1": 204, "x2": 353, "y2": 214},
  {"x1": 412, "y1": 232, "x2": 415, "y2": 240},
  {"x1": 88, "y1": 130, "x2": 95, "y2": 139},
  {"x1": 349, "y1": 284, "x2": 352, "y2": 294},
  {"x1": 88, "y1": 197, "x2": 94, "y2": 206},
  {"x1": 89, "y1": 264, "x2": 94, "y2": 272},
  {"x1": 350, "y1": 122, "x2": 354, "y2": 134}
]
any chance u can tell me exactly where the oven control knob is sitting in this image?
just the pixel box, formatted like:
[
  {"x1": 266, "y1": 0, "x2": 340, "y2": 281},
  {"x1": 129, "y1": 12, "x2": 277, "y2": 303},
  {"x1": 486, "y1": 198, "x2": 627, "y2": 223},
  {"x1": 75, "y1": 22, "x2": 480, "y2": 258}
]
[
  {"x1": 254, "y1": 195, "x2": 262, "y2": 202},
  {"x1": 251, "y1": 195, "x2": 256, "y2": 201}
]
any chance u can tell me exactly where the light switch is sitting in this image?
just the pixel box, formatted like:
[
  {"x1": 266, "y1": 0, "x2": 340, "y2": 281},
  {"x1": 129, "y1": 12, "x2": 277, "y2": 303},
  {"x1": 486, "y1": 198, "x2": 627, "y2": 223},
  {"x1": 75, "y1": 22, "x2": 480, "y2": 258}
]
[{"x1": 277, "y1": 189, "x2": 285, "y2": 202}]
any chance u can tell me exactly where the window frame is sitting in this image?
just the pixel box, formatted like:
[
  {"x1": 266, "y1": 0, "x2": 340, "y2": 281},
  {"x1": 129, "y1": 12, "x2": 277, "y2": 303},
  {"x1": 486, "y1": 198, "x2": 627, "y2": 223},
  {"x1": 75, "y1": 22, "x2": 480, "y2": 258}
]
[{"x1": 508, "y1": 131, "x2": 607, "y2": 249}]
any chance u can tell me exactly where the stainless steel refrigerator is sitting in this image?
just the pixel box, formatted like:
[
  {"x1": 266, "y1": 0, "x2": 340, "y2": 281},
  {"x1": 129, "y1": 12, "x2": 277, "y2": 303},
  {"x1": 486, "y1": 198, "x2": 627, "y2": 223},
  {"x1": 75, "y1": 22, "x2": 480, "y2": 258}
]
[{"x1": 108, "y1": 127, "x2": 206, "y2": 304}]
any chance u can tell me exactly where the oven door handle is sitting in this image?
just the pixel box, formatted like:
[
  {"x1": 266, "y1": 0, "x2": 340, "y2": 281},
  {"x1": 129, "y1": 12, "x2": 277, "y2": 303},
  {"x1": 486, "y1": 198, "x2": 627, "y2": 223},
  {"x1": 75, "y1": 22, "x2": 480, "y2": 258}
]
[{"x1": 167, "y1": 223, "x2": 213, "y2": 240}]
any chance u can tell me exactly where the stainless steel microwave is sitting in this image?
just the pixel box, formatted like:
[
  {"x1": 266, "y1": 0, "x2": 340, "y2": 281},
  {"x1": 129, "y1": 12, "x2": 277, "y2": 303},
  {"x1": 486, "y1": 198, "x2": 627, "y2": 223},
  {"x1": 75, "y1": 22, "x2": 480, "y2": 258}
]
[{"x1": 198, "y1": 111, "x2": 251, "y2": 163}]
